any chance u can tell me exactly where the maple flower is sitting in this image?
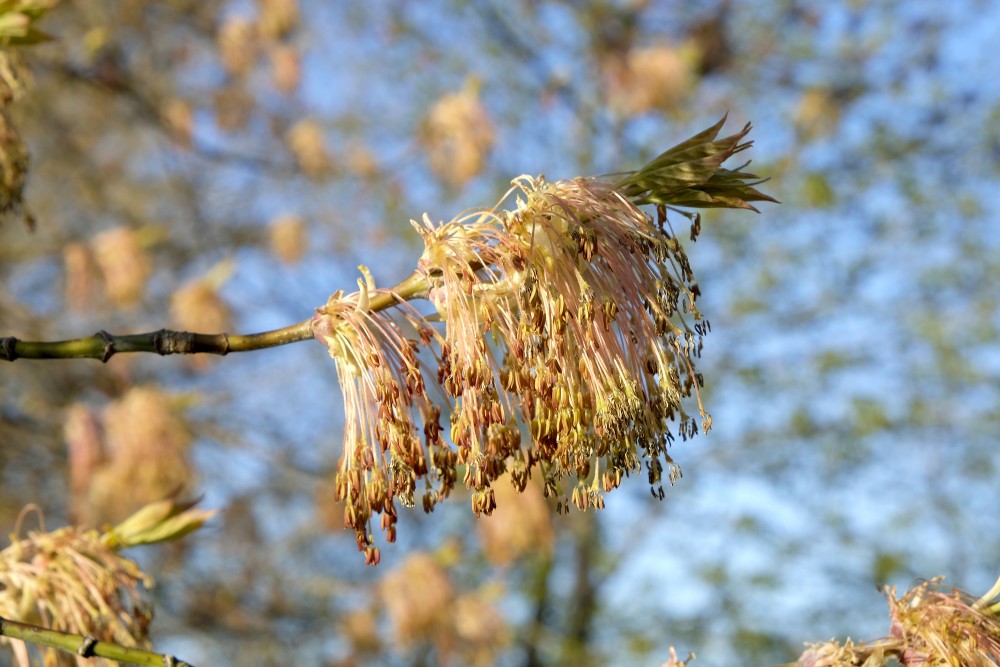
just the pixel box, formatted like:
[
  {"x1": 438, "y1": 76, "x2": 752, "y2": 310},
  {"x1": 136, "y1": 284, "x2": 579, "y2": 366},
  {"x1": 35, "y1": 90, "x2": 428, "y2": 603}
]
[
  {"x1": 508, "y1": 174, "x2": 710, "y2": 507},
  {"x1": 409, "y1": 171, "x2": 720, "y2": 513},
  {"x1": 411, "y1": 208, "x2": 525, "y2": 513},
  {"x1": 0, "y1": 525, "x2": 151, "y2": 667},
  {"x1": 316, "y1": 118, "x2": 775, "y2": 556},
  {"x1": 312, "y1": 268, "x2": 451, "y2": 559}
]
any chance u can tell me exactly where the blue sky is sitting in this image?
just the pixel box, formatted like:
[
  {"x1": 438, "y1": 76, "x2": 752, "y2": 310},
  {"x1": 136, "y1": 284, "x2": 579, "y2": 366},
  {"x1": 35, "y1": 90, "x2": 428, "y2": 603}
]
[{"x1": 8, "y1": 2, "x2": 997, "y2": 664}]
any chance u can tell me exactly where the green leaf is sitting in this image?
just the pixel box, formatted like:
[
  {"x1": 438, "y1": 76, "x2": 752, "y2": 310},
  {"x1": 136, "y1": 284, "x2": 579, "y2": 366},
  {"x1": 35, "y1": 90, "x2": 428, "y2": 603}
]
[
  {"x1": 102, "y1": 496, "x2": 218, "y2": 549},
  {"x1": 614, "y1": 116, "x2": 777, "y2": 212}
]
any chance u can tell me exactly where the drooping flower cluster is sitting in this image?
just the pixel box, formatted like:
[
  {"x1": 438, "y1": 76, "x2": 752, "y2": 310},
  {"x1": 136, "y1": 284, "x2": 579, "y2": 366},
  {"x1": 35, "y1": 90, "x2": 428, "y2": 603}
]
[
  {"x1": 414, "y1": 174, "x2": 710, "y2": 511},
  {"x1": 312, "y1": 118, "x2": 775, "y2": 559},
  {"x1": 313, "y1": 270, "x2": 455, "y2": 563},
  {"x1": 0, "y1": 499, "x2": 214, "y2": 667}
]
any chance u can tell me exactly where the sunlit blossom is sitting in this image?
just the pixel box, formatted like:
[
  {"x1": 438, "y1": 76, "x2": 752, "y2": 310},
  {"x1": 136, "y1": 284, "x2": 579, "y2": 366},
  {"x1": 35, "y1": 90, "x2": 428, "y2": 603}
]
[
  {"x1": 315, "y1": 118, "x2": 775, "y2": 559},
  {"x1": 411, "y1": 173, "x2": 712, "y2": 513},
  {"x1": 312, "y1": 269, "x2": 449, "y2": 559}
]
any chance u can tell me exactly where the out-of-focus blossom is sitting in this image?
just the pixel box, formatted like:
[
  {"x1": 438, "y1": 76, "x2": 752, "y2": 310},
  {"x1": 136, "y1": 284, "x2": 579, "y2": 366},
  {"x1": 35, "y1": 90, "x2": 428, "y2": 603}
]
[
  {"x1": 161, "y1": 98, "x2": 194, "y2": 148},
  {"x1": 217, "y1": 16, "x2": 257, "y2": 76},
  {"x1": 68, "y1": 386, "x2": 194, "y2": 527},
  {"x1": 170, "y1": 261, "x2": 233, "y2": 369},
  {"x1": 794, "y1": 87, "x2": 842, "y2": 140},
  {"x1": 374, "y1": 552, "x2": 510, "y2": 665},
  {"x1": 257, "y1": 0, "x2": 299, "y2": 40},
  {"x1": 478, "y1": 475, "x2": 553, "y2": 566},
  {"x1": 170, "y1": 260, "x2": 233, "y2": 334},
  {"x1": 348, "y1": 551, "x2": 508, "y2": 665},
  {"x1": 268, "y1": 213, "x2": 308, "y2": 264},
  {"x1": 604, "y1": 43, "x2": 697, "y2": 116},
  {"x1": 170, "y1": 281, "x2": 231, "y2": 334},
  {"x1": 423, "y1": 79, "x2": 495, "y2": 187},
  {"x1": 91, "y1": 226, "x2": 152, "y2": 308},
  {"x1": 287, "y1": 118, "x2": 333, "y2": 177},
  {"x1": 212, "y1": 83, "x2": 254, "y2": 132},
  {"x1": 340, "y1": 607, "x2": 380, "y2": 654},
  {"x1": 64, "y1": 404, "x2": 104, "y2": 520},
  {"x1": 380, "y1": 553, "x2": 454, "y2": 646},
  {"x1": 447, "y1": 584, "x2": 510, "y2": 665},
  {"x1": 0, "y1": 515, "x2": 153, "y2": 667},
  {"x1": 63, "y1": 242, "x2": 98, "y2": 312},
  {"x1": 346, "y1": 143, "x2": 379, "y2": 180},
  {"x1": 269, "y1": 44, "x2": 300, "y2": 94},
  {"x1": 102, "y1": 387, "x2": 192, "y2": 510}
]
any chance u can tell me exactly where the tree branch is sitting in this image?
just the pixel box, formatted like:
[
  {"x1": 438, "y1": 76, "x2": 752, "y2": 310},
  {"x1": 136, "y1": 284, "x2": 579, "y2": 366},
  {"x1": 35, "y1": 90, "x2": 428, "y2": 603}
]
[
  {"x1": 1, "y1": 320, "x2": 313, "y2": 362},
  {"x1": 1, "y1": 270, "x2": 432, "y2": 362},
  {"x1": 0, "y1": 615, "x2": 196, "y2": 667}
]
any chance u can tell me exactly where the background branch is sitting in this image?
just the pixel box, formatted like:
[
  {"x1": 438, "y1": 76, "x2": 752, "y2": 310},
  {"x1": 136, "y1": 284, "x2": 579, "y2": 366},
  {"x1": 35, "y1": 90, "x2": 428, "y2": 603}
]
[{"x1": 0, "y1": 616, "x2": 196, "y2": 667}]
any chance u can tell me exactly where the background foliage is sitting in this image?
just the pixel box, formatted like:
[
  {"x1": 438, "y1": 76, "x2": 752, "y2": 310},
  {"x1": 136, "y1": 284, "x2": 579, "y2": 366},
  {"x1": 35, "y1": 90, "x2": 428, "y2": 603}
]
[{"x1": 2, "y1": 1, "x2": 999, "y2": 665}]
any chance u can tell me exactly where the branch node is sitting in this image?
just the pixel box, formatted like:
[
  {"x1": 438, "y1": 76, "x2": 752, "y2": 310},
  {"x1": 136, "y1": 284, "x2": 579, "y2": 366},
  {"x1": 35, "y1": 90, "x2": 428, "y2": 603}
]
[
  {"x1": 95, "y1": 330, "x2": 115, "y2": 362},
  {"x1": 220, "y1": 332, "x2": 231, "y2": 355},
  {"x1": 77, "y1": 634, "x2": 98, "y2": 657},
  {"x1": 163, "y1": 655, "x2": 178, "y2": 667},
  {"x1": 1, "y1": 337, "x2": 17, "y2": 362},
  {"x1": 154, "y1": 329, "x2": 195, "y2": 355}
]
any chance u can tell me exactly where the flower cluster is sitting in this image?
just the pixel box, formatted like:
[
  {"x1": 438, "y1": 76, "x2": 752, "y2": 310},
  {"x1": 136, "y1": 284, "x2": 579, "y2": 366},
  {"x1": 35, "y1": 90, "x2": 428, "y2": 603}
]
[
  {"x1": 312, "y1": 118, "x2": 775, "y2": 560},
  {"x1": 0, "y1": 500, "x2": 214, "y2": 666},
  {"x1": 312, "y1": 271, "x2": 454, "y2": 563},
  {"x1": 798, "y1": 577, "x2": 1000, "y2": 667},
  {"x1": 415, "y1": 175, "x2": 709, "y2": 509},
  {"x1": 0, "y1": 526, "x2": 151, "y2": 667}
]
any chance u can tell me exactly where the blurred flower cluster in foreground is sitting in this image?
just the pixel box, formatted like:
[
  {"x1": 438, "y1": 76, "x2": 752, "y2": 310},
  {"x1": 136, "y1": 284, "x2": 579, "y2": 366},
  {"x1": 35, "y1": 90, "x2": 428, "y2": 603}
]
[
  {"x1": 311, "y1": 118, "x2": 775, "y2": 562},
  {"x1": 0, "y1": 0, "x2": 56, "y2": 227},
  {"x1": 0, "y1": 499, "x2": 215, "y2": 667},
  {"x1": 794, "y1": 577, "x2": 1000, "y2": 667}
]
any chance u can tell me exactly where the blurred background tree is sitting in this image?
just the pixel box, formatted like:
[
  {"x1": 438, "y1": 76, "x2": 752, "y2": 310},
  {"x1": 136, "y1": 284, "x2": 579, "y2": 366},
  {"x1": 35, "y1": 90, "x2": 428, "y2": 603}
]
[{"x1": 2, "y1": 1, "x2": 999, "y2": 665}]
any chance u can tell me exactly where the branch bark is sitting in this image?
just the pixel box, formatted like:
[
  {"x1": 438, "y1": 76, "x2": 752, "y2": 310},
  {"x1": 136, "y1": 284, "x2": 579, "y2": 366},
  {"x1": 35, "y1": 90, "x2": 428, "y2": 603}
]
[
  {"x1": 0, "y1": 616, "x2": 196, "y2": 667},
  {"x1": 1, "y1": 270, "x2": 431, "y2": 363},
  {"x1": 1, "y1": 320, "x2": 314, "y2": 362}
]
